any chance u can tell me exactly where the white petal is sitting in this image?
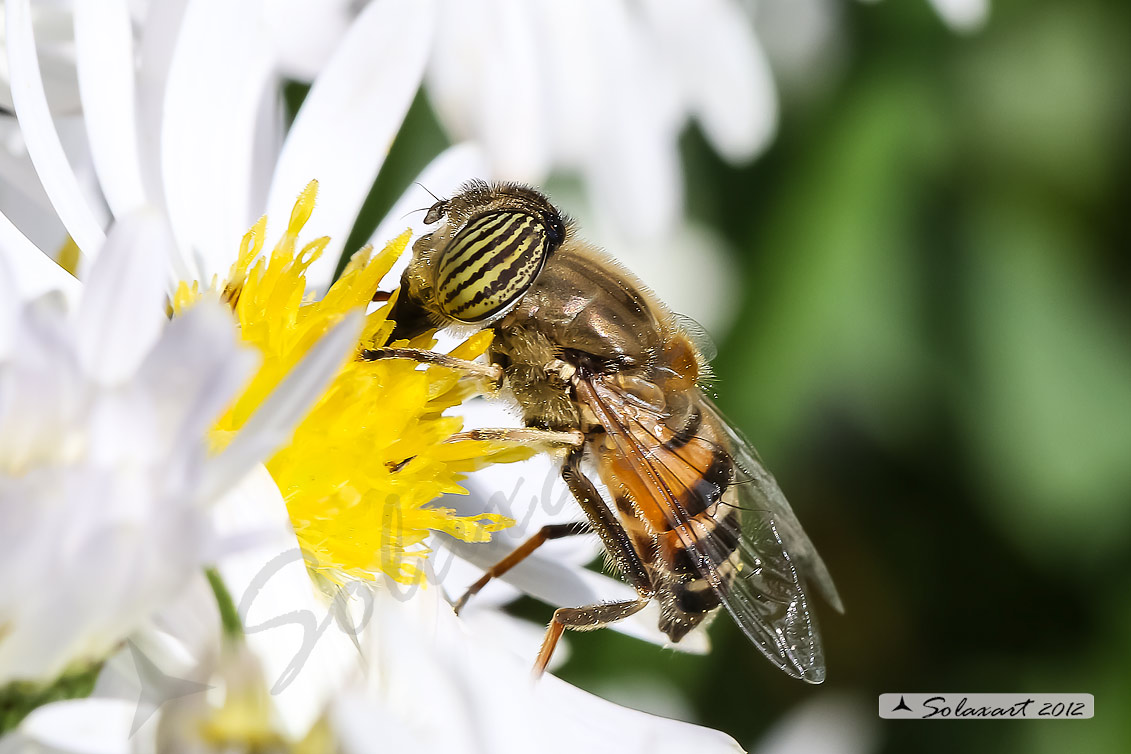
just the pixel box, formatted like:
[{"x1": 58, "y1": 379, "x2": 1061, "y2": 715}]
[
  {"x1": 246, "y1": 71, "x2": 287, "y2": 237},
  {"x1": 135, "y1": 571, "x2": 223, "y2": 678},
  {"x1": 430, "y1": 547, "x2": 521, "y2": 610},
  {"x1": 75, "y1": 209, "x2": 172, "y2": 383},
  {"x1": 200, "y1": 311, "x2": 362, "y2": 504},
  {"x1": 0, "y1": 239, "x2": 15, "y2": 356},
  {"x1": 533, "y1": 674, "x2": 742, "y2": 754},
  {"x1": 211, "y1": 466, "x2": 364, "y2": 740},
  {"x1": 752, "y1": 693, "x2": 878, "y2": 754},
  {"x1": 73, "y1": 0, "x2": 148, "y2": 217},
  {"x1": 367, "y1": 141, "x2": 490, "y2": 288},
  {"x1": 424, "y1": 0, "x2": 490, "y2": 143},
  {"x1": 160, "y1": 0, "x2": 276, "y2": 282},
  {"x1": 458, "y1": 608, "x2": 573, "y2": 670},
  {"x1": 927, "y1": 0, "x2": 988, "y2": 32},
  {"x1": 5, "y1": 0, "x2": 106, "y2": 262},
  {"x1": 530, "y1": 0, "x2": 603, "y2": 165},
  {"x1": 134, "y1": 302, "x2": 252, "y2": 444},
  {"x1": 0, "y1": 206, "x2": 80, "y2": 301},
  {"x1": 0, "y1": 3, "x2": 83, "y2": 115},
  {"x1": 476, "y1": 0, "x2": 550, "y2": 180},
  {"x1": 332, "y1": 692, "x2": 421, "y2": 753},
  {"x1": 362, "y1": 589, "x2": 735, "y2": 754},
  {"x1": 265, "y1": 0, "x2": 436, "y2": 291},
  {"x1": 584, "y1": 1, "x2": 683, "y2": 240},
  {"x1": 134, "y1": 301, "x2": 257, "y2": 495},
  {"x1": 641, "y1": 0, "x2": 778, "y2": 161},
  {"x1": 0, "y1": 290, "x2": 84, "y2": 469},
  {"x1": 261, "y1": 0, "x2": 357, "y2": 81},
  {"x1": 18, "y1": 698, "x2": 133, "y2": 754},
  {"x1": 586, "y1": 126, "x2": 682, "y2": 242},
  {"x1": 133, "y1": 0, "x2": 189, "y2": 219},
  {"x1": 426, "y1": 0, "x2": 549, "y2": 182},
  {"x1": 0, "y1": 118, "x2": 70, "y2": 251}
]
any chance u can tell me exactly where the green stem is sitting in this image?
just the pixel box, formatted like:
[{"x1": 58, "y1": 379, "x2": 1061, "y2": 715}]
[
  {"x1": 205, "y1": 567, "x2": 244, "y2": 640},
  {"x1": 0, "y1": 663, "x2": 100, "y2": 735}
]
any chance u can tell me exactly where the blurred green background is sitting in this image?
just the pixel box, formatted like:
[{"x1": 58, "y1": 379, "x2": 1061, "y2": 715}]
[{"x1": 328, "y1": 0, "x2": 1131, "y2": 751}]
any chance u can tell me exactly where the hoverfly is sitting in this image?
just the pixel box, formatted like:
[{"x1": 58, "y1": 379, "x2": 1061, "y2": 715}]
[{"x1": 366, "y1": 181, "x2": 843, "y2": 682}]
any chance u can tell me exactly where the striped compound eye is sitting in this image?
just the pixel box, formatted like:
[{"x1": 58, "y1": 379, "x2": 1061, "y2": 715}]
[{"x1": 434, "y1": 210, "x2": 559, "y2": 323}]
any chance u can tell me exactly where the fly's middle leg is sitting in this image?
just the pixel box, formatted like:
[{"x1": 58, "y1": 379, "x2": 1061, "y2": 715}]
[{"x1": 452, "y1": 521, "x2": 591, "y2": 615}]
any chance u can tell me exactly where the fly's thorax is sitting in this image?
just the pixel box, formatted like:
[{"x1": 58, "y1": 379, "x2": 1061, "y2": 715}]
[
  {"x1": 500, "y1": 242, "x2": 667, "y2": 373},
  {"x1": 488, "y1": 326, "x2": 581, "y2": 432}
]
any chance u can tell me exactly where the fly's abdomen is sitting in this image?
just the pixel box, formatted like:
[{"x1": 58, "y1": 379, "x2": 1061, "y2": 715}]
[
  {"x1": 654, "y1": 500, "x2": 743, "y2": 642},
  {"x1": 593, "y1": 394, "x2": 743, "y2": 643}
]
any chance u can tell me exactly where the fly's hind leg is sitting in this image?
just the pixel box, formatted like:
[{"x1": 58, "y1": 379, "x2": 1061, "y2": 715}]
[
  {"x1": 534, "y1": 598, "x2": 651, "y2": 677},
  {"x1": 530, "y1": 449, "x2": 657, "y2": 677},
  {"x1": 560, "y1": 449, "x2": 653, "y2": 596}
]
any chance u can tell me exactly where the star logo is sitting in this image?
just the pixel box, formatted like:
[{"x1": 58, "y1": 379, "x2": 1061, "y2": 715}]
[
  {"x1": 891, "y1": 695, "x2": 912, "y2": 713},
  {"x1": 127, "y1": 641, "x2": 212, "y2": 735}
]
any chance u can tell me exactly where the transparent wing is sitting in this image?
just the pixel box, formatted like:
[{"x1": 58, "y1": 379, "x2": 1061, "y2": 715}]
[
  {"x1": 580, "y1": 378, "x2": 838, "y2": 683},
  {"x1": 702, "y1": 396, "x2": 844, "y2": 614},
  {"x1": 708, "y1": 506, "x2": 828, "y2": 682}
]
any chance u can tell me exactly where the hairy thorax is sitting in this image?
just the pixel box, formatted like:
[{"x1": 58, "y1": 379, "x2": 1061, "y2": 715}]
[{"x1": 489, "y1": 243, "x2": 671, "y2": 428}]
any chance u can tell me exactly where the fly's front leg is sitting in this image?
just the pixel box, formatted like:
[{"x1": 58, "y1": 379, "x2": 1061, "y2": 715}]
[
  {"x1": 359, "y1": 347, "x2": 503, "y2": 384},
  {"x1": 363, "y1": 349, "x2": 580, "y2": 461},
  {"x1": 445, "y1": 427, "x2": 584, "y2": 456},
  {"x1": 531, "y1": 449, "x2": 656, "y2": 677}
]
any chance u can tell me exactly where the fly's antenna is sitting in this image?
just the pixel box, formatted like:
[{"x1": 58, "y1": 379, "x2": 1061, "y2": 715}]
[
  {"x1": 415, "y1": 182, "x2": 442, "y2": 203},
  {"x1": 401, "y1": 206, "x2": 431, "y2": 220}
]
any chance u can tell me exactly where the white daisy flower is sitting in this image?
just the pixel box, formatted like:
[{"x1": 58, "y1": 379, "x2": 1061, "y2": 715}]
[
  {"x1": 267, "y1": 0, "x2": 989, "y2": 242},
  {"x1": 3, "y1": 586, "x2": 745, "y2": 754},
  {"x1": 1, "y1": 0, "x2": 713, "y2": 653},
  {"x1": 0, "y1": 2, "x2": 767, "y2": 748},
  {"x1": 0, "y1": 208, "x2": 361, "y2": 690}
]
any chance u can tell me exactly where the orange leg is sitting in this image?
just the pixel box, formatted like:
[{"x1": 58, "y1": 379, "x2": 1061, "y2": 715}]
[
  {"x1": 452, "y1": 522, "x2": 590, "y2": 615},
  {"x1": 533, "y1": 598, "x2": 651, "y2": 678}
]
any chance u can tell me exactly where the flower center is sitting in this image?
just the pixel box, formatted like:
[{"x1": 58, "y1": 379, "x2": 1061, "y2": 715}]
[{"x1": 174, "y1": 181, "x2": 529, "y2": 585}]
